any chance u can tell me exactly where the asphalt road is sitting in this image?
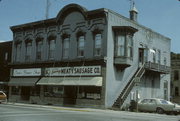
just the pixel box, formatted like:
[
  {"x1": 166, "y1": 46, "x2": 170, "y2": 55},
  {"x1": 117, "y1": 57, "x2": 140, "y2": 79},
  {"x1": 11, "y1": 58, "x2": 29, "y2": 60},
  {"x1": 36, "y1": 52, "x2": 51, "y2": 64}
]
[{"x1": 0, "y1": 103, "x2": 180, "y2": 121}]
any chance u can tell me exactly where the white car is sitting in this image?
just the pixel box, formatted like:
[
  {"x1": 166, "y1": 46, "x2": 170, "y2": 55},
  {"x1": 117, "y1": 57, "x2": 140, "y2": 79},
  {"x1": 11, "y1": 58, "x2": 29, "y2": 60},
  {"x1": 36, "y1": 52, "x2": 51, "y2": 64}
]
[{"x1": 138, "y1": 98, "x2": 180, "y2": 115}]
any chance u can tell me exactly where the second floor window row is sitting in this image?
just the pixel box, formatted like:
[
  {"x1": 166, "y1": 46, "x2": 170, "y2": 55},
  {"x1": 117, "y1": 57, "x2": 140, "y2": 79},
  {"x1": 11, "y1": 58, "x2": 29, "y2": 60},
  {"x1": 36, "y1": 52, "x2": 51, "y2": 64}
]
[{"x1": 14, "y1": 33, "x2": 103, "y2": 62}]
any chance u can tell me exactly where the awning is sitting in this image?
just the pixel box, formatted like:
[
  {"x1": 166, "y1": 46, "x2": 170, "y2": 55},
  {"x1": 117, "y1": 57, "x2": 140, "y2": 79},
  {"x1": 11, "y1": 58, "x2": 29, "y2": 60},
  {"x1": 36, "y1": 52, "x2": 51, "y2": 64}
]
[
  {"x1": 37, "y1": 77, "x2": 102, "y2": 86},
  {"x1": 8, "y1": 78, "x2": 40, "y2": 86},
  {"x1": 0, "y1": 81, "x2": 8, "y2": 85}
]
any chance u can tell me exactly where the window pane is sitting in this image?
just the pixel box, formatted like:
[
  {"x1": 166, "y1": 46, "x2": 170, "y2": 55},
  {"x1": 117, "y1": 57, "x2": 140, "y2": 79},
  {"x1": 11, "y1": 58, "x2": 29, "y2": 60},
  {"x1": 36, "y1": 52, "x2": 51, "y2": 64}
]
[
  {"x1": 127, "y1": 35, "x2": 133, "y2": 57},
  {"x1": 16, "y1": 43, "x2": 21, "y2": 62},
  {"x1": 26, "y1": 42, "x2": 32, "y2": 61},
  {"x1": 36, "y1": 41, "x2": 43, "y2": 60},
  {"x1": 78, "y1": 36, "x2": 84, "y2": 57},
  {"x1": 174, "y1": 70, "x2": 179, "y2": 80},
  {"x1": 117, "y1": 35, "x2": 125, "y2": 56},
  {"x1": 95, "y1": 34, "x2": 102, "y2": 56},
  {"x1": 49, "y1": 39, "x2": 55, "y2": 59},
  {"x1": 63, "y1": 38, "x2": 69, "y2": 58}
]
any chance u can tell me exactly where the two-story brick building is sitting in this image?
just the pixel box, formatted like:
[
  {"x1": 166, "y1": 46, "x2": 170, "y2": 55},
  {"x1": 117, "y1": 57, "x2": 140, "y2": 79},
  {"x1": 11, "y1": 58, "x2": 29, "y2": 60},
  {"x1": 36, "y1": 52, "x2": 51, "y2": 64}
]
[
  {"x1": 0, "y1": 41, "x2": 12, "y2": 96},
  {"x1": 8, "y1": 4, "x2": 170, "y2": 108}
]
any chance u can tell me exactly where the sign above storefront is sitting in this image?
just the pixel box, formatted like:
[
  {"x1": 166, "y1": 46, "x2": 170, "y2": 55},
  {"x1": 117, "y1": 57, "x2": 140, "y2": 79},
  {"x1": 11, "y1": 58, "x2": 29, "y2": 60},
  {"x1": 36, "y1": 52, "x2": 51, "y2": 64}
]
[
  {"x1": 45, "y1": 66, "x2": 101, "y2": 76},
  {"x1": 13, "y1": 68, "x2": 41, "y2": 76}
]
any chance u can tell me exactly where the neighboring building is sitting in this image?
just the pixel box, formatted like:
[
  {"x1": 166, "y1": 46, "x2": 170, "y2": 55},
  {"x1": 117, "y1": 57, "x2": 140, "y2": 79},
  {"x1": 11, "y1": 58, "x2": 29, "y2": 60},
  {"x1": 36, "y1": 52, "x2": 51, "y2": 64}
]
[
  {"x1": 171, "y1": 52, "x2": 180, "y2": 104},
  {"x1": 8, "y1": 4, "x2": 170, "y2": 109},
  {"x1": 0, "y1": 41, "x2": 12, "y2": 96}
]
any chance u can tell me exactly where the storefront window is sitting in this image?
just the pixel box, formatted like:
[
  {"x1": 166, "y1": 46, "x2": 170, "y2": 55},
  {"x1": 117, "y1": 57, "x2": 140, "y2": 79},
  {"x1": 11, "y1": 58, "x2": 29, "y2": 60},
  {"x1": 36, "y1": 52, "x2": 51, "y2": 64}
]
[
  {"x1": 44, "y1": 86, "x2": 63, "y2": 98},
  {"x1": 11, "y1": 86, "x2": 20, "y2": 95},
  {"x1": 78, "y1": 86, "x2": 101, "y2": 100},
  {"x1": 30, "y1": 86, "x2": 40, "y2": 96}
]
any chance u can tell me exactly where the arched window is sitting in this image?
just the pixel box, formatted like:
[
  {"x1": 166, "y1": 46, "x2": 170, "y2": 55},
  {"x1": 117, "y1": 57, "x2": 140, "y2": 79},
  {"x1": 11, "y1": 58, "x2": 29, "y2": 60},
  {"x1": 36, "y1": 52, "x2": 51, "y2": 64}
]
[
  {"x1": 77, "y1": 31, "x2": 85, "y2": 57},
  {"x1": 36, "y1": 40, "x2": 43, "y2": 60},
  {"x1": 62, "y1": 37, "x2": 70, "y2": 59},
  {"x1": 94, "y1": 33, "x2": 102, "y2": 56},
  {"x1": 25, "y1": 40, "x2": 32, "y2": 62},
  {"x1": 48, "y1": 39, "x2": 56, "y2": 60},
  {"x1": 15, "y1": 42, "x2": 22, "y2": 62}
]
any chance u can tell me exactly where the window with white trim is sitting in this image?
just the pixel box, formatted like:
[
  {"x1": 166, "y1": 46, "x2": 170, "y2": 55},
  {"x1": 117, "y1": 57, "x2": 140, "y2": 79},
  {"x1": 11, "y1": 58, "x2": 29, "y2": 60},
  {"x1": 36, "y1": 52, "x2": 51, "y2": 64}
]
[
  {"x1": 127, "y1": 35, "x2": 133, "y2": 58},
  {"x1": 25, "y1": 42, "x2": 32, "y2": 61},
  {"x1": 116, "y1": 35, "x2": 125, "y2": 56},
  {"x1": 36, "y1": 40, "x2": 43, "y2": 60},
  {"x1": 48, "y1": 39, "x2": 55, "y2": 60},
  {"x1": 94, "y1": 34, "x2": 102, "y2": 56},
  {"x1": 63, "y1": 37, "x2": 70, "y2": 59},
  {"x1": 77, "y1": 35, "x2": 85, "y2": 57},
  {"x1": 15, "y1": 43, "x2": 21, "y2": 62}
]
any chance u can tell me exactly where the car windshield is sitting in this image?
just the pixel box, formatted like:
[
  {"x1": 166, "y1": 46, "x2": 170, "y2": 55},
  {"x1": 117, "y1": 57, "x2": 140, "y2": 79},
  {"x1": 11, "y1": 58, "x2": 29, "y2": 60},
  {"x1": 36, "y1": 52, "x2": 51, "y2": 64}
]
[{"x1": 159, "y1": 99, "x2": 173, "y2": 105}]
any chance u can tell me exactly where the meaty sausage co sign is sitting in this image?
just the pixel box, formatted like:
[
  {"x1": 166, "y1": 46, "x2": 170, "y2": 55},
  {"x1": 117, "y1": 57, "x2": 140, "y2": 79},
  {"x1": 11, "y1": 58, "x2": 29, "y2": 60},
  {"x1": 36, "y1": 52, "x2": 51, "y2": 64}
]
[{"x1": 45, "y1": 66, "x2": 101, "y2": 76}]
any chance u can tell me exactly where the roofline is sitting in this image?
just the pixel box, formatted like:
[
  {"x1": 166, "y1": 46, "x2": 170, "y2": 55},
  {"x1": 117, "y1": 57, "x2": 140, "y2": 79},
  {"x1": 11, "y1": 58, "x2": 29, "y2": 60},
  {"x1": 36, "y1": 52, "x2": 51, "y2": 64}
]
[
  {"x1": 10, "y1": 4, "x2": 171, "y2": 41},
  {"x1": 107, "y1": 9, "x2": 171, "y2": 41}
]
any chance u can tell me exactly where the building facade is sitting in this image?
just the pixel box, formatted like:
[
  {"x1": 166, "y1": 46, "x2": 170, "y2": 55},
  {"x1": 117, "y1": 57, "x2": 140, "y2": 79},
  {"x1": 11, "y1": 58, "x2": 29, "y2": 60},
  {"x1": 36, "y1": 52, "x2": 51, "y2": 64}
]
[
  {"x1": 0, "y1": 41, "x2": 12, "y2": 96},
  {"x1": 9, "y1": 4, "x2": 171, "y2": 108},
  {"x1": 171, "y1": 52, "x2": 180, "y2": 104}
]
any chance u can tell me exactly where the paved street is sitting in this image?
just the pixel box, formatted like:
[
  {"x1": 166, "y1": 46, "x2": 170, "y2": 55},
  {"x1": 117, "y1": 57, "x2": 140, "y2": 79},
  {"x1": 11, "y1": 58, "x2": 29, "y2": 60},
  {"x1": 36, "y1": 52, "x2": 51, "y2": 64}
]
[{"x1": 0, "y1": 103, "x2": 180, "y2": 121}]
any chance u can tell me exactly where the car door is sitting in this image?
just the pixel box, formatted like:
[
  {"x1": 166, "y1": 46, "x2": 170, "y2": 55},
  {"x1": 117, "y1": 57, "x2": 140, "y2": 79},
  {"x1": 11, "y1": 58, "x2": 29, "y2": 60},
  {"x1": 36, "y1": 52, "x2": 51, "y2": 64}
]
[
  {"x1": 138, "y1": 99, "x2": 149, "y2": 111},
  {"x1": 147, "y1": 99, "x2": 157, "y2": 112}
]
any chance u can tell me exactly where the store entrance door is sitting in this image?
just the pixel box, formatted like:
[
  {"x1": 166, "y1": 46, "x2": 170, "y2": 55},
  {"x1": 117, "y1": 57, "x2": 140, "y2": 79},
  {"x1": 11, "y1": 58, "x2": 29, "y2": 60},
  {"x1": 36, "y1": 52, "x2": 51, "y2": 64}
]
[
  {"x1": 21, "y1": 86, "x2": 30, "y2": 101},
  {"x1": 63, "y1": 86, "x2": 77, "y2": 106}
]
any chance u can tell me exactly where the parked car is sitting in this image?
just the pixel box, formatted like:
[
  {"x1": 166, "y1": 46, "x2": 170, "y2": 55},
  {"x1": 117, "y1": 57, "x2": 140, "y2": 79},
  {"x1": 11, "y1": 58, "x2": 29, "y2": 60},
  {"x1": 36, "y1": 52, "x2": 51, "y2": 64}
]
[
  {"x1": 0, "y1": 91, "x2": 7, "y2": 104},
  {"x1": 138, "y1": 98, "x2": 180, "y2": 115}
]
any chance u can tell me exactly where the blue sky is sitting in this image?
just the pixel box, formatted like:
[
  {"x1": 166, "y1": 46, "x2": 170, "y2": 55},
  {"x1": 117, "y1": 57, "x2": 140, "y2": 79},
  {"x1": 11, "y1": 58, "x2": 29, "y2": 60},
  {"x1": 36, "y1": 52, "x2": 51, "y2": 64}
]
[{"x1": 0, "y1": 0, "x2": 180, "y2": 53}]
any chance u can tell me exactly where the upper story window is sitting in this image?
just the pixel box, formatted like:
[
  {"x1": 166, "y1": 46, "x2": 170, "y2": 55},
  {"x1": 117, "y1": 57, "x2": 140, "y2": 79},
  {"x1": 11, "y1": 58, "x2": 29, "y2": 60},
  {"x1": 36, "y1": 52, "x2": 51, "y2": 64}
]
[
  {"x1": 77, "y1": 35, "x2": 85, "y2": 57},
  {"x1": 48, "y1": 39, "x2": 56, "y2": 60},
  {"x1": 116, "y1": 35, "x2": 125, "y2": 56},
  {"x1": 5, "y1": 52, "x2": 8, "y2": 61},
  {"x1": 15, "y1": 42, "x2": 21, "y2": 62},
  {"x1": 127, "y1": 35, "x2": 133, "y2": 58},
  {"x1": 164, "y1": 57, "x2": 167, "y2": 66},
  {"x1": 174, "y1": 70, "x2": 179, "y2": 80},
  {"x1": 157, "y1": 50, "x2": 161, "y2": 64},
  {"x1": 62, "y1": 37, "x2": 70, "y2": 59},
  {"x1": 144, "y1": 48, "x2": 148, "y2": 62},
  {"x1": 94, "y1": 33, "x2": 102, "y2": 56},
  {"x1": 25, "y1": 41, "x2": 32, "y2": 62},
  {"x1": 36, "y1": 40, "x2": 43, "y2": 60},
  {"x1": 113, "y1": 26, "x2": 137, "y2": 59},
  {"x1": 152, "y1": 49, "x2": 156, "y2": 63}
]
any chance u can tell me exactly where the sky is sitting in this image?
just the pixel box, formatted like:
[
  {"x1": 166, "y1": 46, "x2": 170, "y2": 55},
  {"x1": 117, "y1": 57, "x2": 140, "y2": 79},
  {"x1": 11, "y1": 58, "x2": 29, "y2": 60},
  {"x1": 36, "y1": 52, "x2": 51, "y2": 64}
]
[{"x1": 0, "y1": 0, "x2": 180, "y2": 53}]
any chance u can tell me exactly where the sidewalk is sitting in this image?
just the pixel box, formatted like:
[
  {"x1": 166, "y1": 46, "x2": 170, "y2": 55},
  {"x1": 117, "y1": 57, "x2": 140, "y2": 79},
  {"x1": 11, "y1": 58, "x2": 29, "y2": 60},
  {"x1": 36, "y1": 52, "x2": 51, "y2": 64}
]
[{"x1": 5, "y1": 102, "x2": 113, "y2": 113}]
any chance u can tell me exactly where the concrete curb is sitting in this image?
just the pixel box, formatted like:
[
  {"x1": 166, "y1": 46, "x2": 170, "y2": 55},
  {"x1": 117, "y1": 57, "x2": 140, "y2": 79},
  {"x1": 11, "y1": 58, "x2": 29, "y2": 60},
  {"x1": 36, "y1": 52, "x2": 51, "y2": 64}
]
[{"x1": 5, "y1": 102, "x2": 97, "y2": 112}]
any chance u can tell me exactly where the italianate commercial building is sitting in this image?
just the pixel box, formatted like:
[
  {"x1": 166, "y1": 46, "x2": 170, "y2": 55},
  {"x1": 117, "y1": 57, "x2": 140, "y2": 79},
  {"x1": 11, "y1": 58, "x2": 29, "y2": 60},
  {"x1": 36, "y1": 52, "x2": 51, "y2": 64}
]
[{"x1": 9, "y1": 4, "x2": 171, "y2": 108}]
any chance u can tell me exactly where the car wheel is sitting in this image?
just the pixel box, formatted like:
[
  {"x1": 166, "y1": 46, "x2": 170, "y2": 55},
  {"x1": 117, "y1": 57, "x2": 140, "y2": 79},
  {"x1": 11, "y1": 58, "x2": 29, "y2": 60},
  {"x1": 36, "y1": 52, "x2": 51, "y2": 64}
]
[{"x1": 156, "y1": 108, "x2": 164, "y2": 114}]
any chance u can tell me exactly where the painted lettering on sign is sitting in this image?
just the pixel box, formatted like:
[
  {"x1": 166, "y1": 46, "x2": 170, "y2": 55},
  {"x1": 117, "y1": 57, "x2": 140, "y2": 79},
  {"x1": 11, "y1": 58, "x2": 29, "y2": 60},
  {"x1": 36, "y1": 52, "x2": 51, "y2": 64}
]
[
  {"x1": 13, "y1": 68, "x2": 41, "y2": 76},
  {"x1": 45, "y1": 66, "x2": 101, "y2": 76}
]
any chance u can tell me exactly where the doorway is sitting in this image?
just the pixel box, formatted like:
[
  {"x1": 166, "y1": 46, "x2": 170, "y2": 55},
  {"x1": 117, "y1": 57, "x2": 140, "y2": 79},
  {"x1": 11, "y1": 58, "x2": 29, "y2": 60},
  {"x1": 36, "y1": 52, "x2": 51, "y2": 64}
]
[
  {"x1": 139, "y1": 48, "x2": 144, "y2": 66},
  {"x1": 63, "y1": 86, "x2": 77, "y2": 106},
  {"x1": 21, "y1": 86, "x2": 30, "y2": 101}
]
